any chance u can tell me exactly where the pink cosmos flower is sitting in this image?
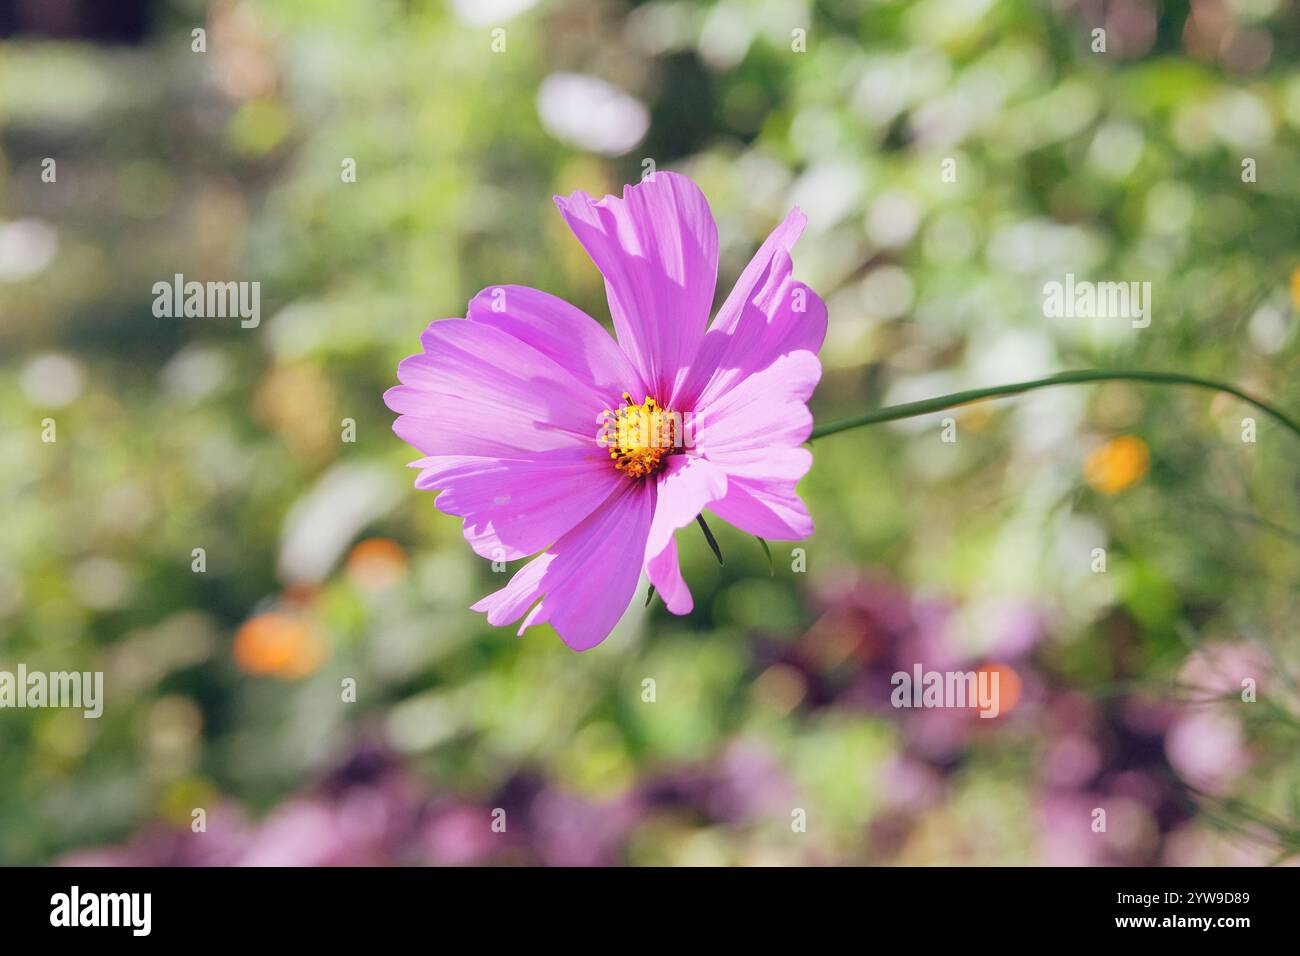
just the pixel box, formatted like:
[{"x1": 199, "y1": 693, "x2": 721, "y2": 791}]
[{"x1": 385, "y1": 173, "x2": 826, "y2": 650}]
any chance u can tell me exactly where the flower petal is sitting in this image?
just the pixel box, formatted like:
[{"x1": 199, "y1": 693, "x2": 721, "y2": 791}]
[
  {"x1": 644, "y1": 536, "x2": 690, "y2": 615},
  {"x1": 472, "y1": 482, "x2": 654, "y2": 651},
  {"x1": 705, "y1": 446, "x2": 814, "y2": 540},
  {"x1": 692, "y1": 347, "x2": 821, "y2": 543},
  {"x1": 385, "y1": 318, "x2": 606, "y2": 459},
  {"x1": 643, "y1": 455, "x2": 728, "y2": 615},
  {"x1": 411, "y1": 449, "x2": 625, "y2": 561},
  {"x1": 678, "y1": 208, "x2": 827, "y2": 409},
  {"x1": 554, "y1": 172, "x2": 718, "y2": 401},
  {"x1": 466, "y1": 285, "x2": 644, "y2": 403},
  {"x1": 693, "y1": 350, "x2": 821, "y2": 453}
]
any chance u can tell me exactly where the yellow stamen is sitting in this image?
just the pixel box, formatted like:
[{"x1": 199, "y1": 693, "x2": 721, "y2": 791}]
[{"x1": 602, "y1": 392, "x2": 682, "y2": 479}]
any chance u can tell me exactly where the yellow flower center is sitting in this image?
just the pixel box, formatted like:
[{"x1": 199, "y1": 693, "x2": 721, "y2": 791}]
[{"x1": 603, "y1": 393, "x2": 682, "y2": 479}]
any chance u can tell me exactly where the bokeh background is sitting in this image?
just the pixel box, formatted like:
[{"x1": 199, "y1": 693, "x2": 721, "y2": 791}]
[{"x1": 2, "y1": 0, "x2": 1300, "y2": 866}]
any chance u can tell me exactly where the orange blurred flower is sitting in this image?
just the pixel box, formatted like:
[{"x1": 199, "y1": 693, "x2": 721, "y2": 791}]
[
  {"x1": 233, "y1": 612, "x2": 325, "y2": 678},
  {"x1": 345, "y1": 537, "x2": 407, "y2": 590},
  {"x1": 1083, "y1": 435, "x2": 1149, "y2": 494},
  {"x1": 252, "y1": 363, "x2": 337, "y2": 463},
  {"x1": 977, "y1": 663, "x2": 1022, "y2": 717}
]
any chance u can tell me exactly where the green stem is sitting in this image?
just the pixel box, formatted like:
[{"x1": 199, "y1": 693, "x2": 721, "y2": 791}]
[{"x1": 810, "y1": 370, "x2": 1300, "y2": 443}]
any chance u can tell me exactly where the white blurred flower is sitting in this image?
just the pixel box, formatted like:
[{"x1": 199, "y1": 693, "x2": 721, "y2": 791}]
[
  {"x1": 537, "y1": 73, "x2": 649, "y2": 157},
  {"x1": 858, "y1": 265, "x2": 914, "y2": 321},
  {"x1": 967, "y1": 327, "x2": 1056, "y2": 383},
  {"x1": 161, "y1": 345, "x2": 231, "y2": 404},
  {"x1": 1087, "y1": 121, "x2": 1144, "y2": 180},
  {"x1": 449, "y1": 0, "x2": 538, "y2": 28},
  {"x1": 0, "y1": 219, "x2": 58, "y2": 281},
  {"x1": 866, "y1": 191, "x2": 922, "y2": 249},
  {"x1": 21, "y1": 353, "x2": 85, "y2": 408},
  {"x1": 278, "y1": 464, "x2": 401, "y2": 586},
  {"x1": 986, "y1": 218, "x2": 1103, "y2": 276},
  {"x1": 71, "y1": 557, "x2": 135, "y2": 612},
  {"x1": 698, "y1": 2, "x2": 757, "y2": 70},
  {"x1": 1248, "y1": 303, "x2": 1290, "y2": 355},
  {"x1": 1211, "y1": 90, "x2": 1274, "y2": 148},
  {"x1": 789, "y1": 161, "x2": 866, "y2": 232}
]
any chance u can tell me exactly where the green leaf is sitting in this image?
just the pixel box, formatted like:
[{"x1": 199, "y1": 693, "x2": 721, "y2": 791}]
[{"x1": 756, "y1": 536, "x2": 773, "y2": 575}]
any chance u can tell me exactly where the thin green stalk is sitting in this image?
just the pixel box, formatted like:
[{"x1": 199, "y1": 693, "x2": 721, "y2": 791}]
[
  {"x1": 810, "y1": 370, "x2": 1300, "y2": 442},
  {"x1": 696, "y1": 514, "x2": 724, "y2": 565}
]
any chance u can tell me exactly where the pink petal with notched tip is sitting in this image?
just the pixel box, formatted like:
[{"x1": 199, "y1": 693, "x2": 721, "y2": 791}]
[
  {"x1": 554, "y1": 172, "x2": 718, "y2": 402},
  {"x1": 676, "y1": 208, "x2": 827, "y2": 410}
]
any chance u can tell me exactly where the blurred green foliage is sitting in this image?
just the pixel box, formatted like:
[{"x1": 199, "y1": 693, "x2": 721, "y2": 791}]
[{"x1": 1, "y1": 0, "x2": 1298, "y2": 865}]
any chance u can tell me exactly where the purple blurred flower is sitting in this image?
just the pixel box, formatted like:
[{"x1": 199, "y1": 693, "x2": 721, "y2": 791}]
[
  {"x1": 420, "y1": 803, "x2": 506, "y2": 866},
  {"x1": 702, "y1": 742, "x2": 796, "y2": 822},
  {"x1": 1161, "y1": 642, "x2": 1264, "y2": 794},
  {"x1": 1038, "y1": 791, "x2": 1155, "y2": 865},
  {"x1": 1165, "y1": 709, "x2": 1250, "y2": 794},
  {"x1": 59, "y1": 806, "x2": 253, "y2": 867},
  {"x1": 878, "y1": 755, "x2": 944, "y2": 812},
  {"x1": 528, "y1": 789, "x2": 636, "y2": 867},
  {"x1": 1178, "y1": 641, "x2": 1270, "y2": 701},
  {"x1": 1041, "y1": 734, "x2": 1102, "y2": 789}
]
